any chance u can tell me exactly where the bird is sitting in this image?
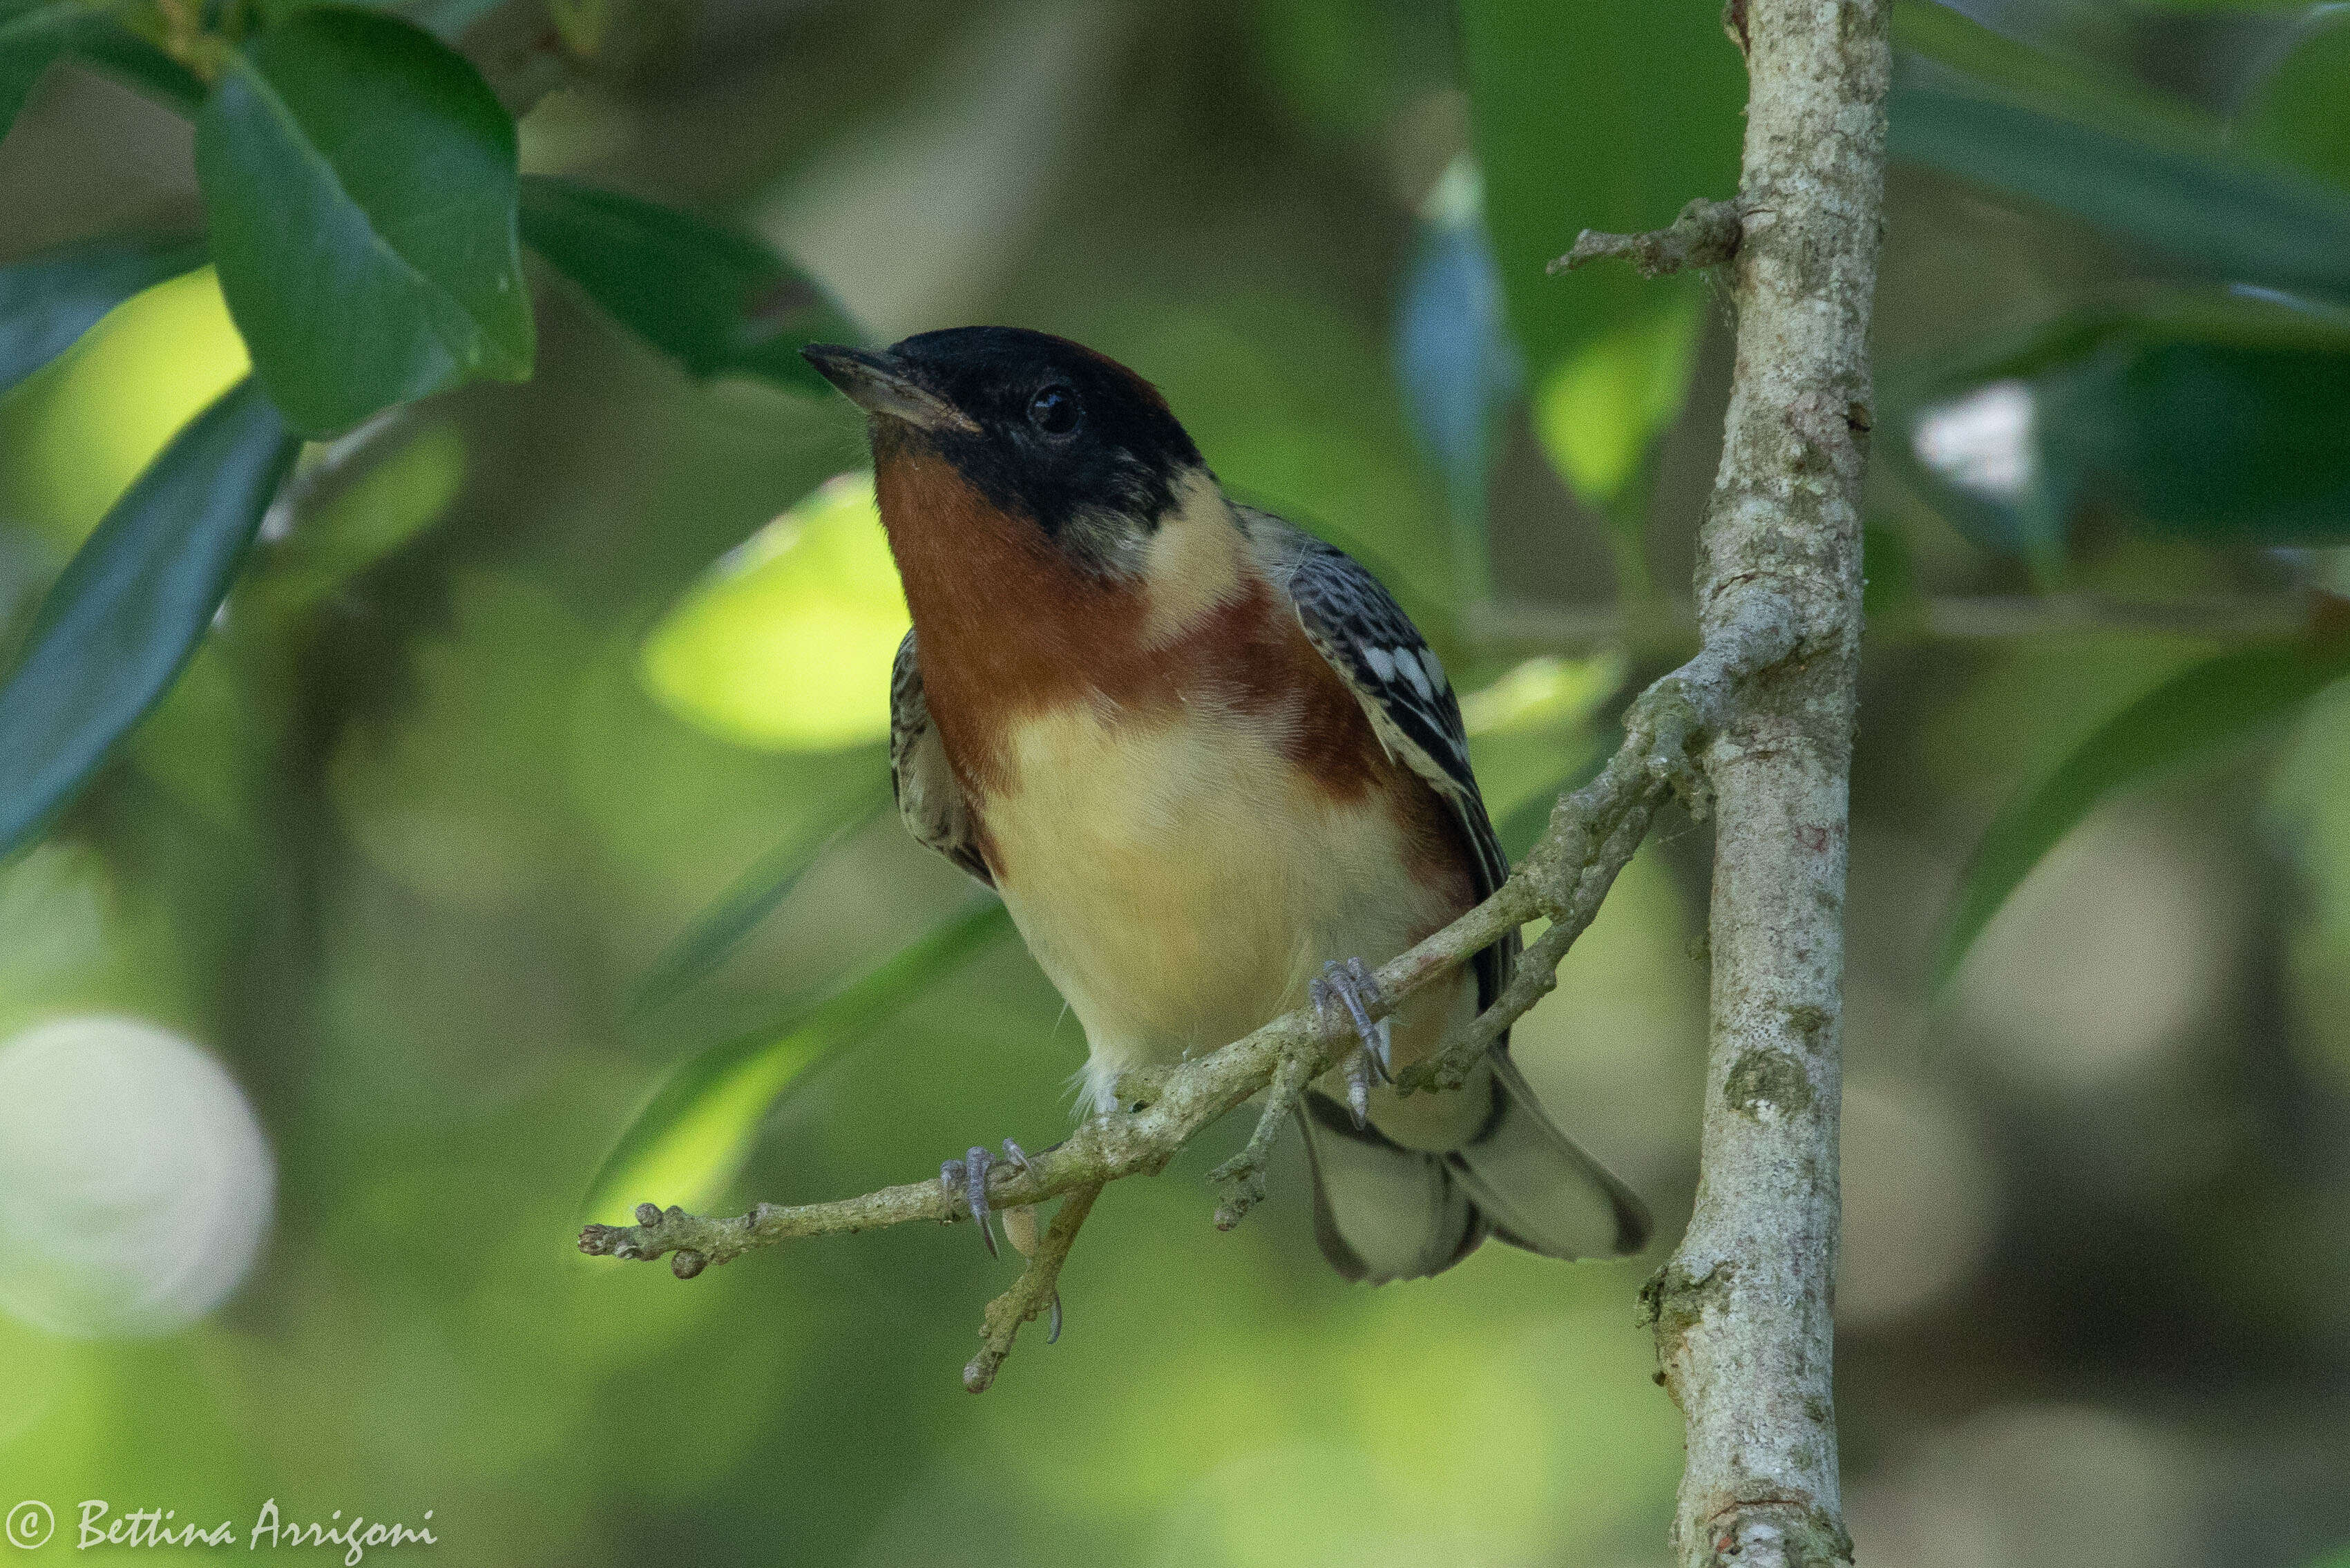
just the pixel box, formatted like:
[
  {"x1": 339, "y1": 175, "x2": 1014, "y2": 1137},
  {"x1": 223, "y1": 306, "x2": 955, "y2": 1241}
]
[{"x1": 802, "y1": 327, "x2": 1648, "y2": 1284}]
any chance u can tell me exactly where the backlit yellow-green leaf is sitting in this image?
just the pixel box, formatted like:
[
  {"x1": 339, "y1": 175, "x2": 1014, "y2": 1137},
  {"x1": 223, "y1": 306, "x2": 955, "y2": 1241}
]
[
  {"x1": 1533, "y1": 299, "x2": 1701, "y2": 506},
  {"x1": 1464, "y1": 653, "x2": 1630, "y2": 856},
  {"x1": 582, "y1": 902, "x2": 1011, "y2": 1225},
  {"x1": 1460, "y1": 651, "x2": 1629, "y2": 740},
  {"x1": 639, "y1": 471, "x2": 909, "y2": 751},
  {"x1": 0, "y1": 267, "x2": 251, "y2": 547}
]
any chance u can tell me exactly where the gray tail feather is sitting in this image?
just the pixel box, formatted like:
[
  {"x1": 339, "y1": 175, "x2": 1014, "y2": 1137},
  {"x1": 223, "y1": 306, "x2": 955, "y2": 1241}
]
[{"x1": 1298, "y1": 1055, "x2": 1650, "y2": 1285}]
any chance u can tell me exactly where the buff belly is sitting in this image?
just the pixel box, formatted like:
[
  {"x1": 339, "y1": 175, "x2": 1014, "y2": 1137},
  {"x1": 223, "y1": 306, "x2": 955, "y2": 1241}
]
[{"x1": 971, "y1": 696, "x2": 1478, "y2": 1142}]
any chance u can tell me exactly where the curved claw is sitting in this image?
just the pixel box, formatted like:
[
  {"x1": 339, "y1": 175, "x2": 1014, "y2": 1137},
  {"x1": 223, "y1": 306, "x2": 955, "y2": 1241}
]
[
  {"x1": 1316, "y1": 958, "x2": 1393, "y2": 1129},
  {"x1": 1046, "y1": 1291, "x2": 1063, "y2": 1344},
  {"x1": 964, "y1": 1145, "x2": 997, "y2": 1258},
  {"x1": 1345, "y1": 1051, "x2": 1373, "y2": 1129},
  {"x1": 1322, "y1": 959, "x2": 1378, "y2": 1045},
  {"x1": 1345, "y1": 959, "x2": 1392, "y2": 1080}
]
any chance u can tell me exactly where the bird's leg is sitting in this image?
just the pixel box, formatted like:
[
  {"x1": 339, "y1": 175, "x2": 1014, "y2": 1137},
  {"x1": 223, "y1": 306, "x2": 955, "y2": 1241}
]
[
  {"x1": 940, "y1": 1145, "x2": 999, "y2": 1258},
  {"x1": 1319, "y1": 957, "x2": 1392, "y2": 1129},
  {"x1": 941, "y1": 1139, "x2": 1053, "y2": 1260},
  {"x1": 1211, "y1": 957, "x2": 1397, "y2": 1226}
]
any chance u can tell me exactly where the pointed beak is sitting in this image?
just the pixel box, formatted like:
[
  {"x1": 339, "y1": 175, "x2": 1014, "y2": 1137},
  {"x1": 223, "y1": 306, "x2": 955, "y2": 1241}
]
[{"x1": 800, "y1": 345, "x2": 980, "y2": 434}]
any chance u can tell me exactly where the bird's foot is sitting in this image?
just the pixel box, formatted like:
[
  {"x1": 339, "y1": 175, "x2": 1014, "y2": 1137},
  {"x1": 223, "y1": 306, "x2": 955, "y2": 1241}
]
[
  {"x1": 944, "y1": 1140, "x2": 1064, "y2": 1343},
  {"x1": 1311, "y1": 957, "x2": 1393, "y2": 1130},
  {"x1": 939, "y1": 1138, "x2": 1039, "y2": 1260},
  {"x1": 1210, "y1": 959, "x2": 1385, "y2": 1230}
]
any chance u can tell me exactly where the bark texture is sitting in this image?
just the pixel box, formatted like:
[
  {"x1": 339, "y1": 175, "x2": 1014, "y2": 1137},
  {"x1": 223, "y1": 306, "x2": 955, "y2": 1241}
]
[{"x1": 1641, "y1": 4, "x2": 1888, "y2": 1567}]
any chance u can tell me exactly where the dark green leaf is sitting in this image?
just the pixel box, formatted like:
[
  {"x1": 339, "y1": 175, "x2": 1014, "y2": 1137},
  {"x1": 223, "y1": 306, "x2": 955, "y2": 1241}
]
[
  {"x1": 0, "y1": 0, "x2": 202, "y2": 130},
  {"x1": 0, "y1": 233, "x2": 205, "y2": 396},
  {"x1": 1890, "y1": 76, "x2": 2350, "y2": 305},
  {"x1": 68, "y1": 14, "x2": 203, "y2": 114},
  {"x1": 583, "y1": 901, "x2": 1012, "y2": 1224},
  {"x1": 1, "y1": 0, "x2": 83, "y2": 135},
  {"x1": 0, "y1": 377, "x2": 298, "y2": 857},
  {"x1": 2239, "y1": 6, "x2": 2350, "y2": 194},
  {"x1": 1893, "y1": 289, "x2": 2350, "y2": 551},
  {"x1": 1935, "y1": 640, "x2": 2350, "y2": 988},
  {"x1": 1893, "y1": 0, "x2": 2225, "y2": 144},
  {"x1": 195, "y1": 6, "x2": 531, "y2": 434},
  {"x1": 519, "y1": 175, "x2": 860, "y2": 395},
  {"x1": 1460, "y1": 0, "x2": 1744, "y2": 484},
  {"x1": 631, "y1": 786, "x2": 892, "y2": 1013}
]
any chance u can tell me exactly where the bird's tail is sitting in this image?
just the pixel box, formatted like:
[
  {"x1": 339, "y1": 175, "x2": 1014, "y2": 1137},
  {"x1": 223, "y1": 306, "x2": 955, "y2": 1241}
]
[{"x1": 1297, "y1": 1051, "x2": 1650, "y2": 1284}]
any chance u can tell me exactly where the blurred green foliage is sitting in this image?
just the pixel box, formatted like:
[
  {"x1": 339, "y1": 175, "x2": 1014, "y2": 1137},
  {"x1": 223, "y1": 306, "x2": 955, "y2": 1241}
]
[{"x1": 1, "y1": 1, "x2": 2349, "y2": 1565}]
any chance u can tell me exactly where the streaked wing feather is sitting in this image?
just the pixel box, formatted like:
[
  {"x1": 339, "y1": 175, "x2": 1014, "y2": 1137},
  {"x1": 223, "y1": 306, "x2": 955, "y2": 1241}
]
[
  {"x1": 890, "y1": 631, "x2": 994, "y2": 887},
  {"x1": 1249, "y1": 510, "x2": 1516, "y2": 1011}
]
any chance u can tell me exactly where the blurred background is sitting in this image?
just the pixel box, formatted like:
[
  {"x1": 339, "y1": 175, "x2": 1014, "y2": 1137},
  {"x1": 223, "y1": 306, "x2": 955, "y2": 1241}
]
[{"x1": 2, "y1": 0, "x2": 2348, "y2": 1564}]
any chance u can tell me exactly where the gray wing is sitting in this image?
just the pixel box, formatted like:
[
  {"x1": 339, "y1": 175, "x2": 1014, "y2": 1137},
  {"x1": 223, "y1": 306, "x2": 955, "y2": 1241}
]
[
  {"x1": 1247, "y1": 510, "x2": 1515, "y2": 1011},
  {"x1": 890, "y1": 631, "x2": 993, "y2": 887}
]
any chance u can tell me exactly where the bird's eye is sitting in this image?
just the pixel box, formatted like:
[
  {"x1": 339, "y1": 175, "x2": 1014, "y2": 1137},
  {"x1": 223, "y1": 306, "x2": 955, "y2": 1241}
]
[{"x1": 1028, "y1": 383, "x2": 1080, "y2": 436}]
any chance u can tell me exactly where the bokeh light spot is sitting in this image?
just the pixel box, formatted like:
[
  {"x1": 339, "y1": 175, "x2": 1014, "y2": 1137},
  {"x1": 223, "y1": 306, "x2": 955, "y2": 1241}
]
[
  {"x1": 0, "y1": 1015, "x2": 274, "y2": 1338},
  {"x1": 641, "y1": 471, "x2": 910, "y2": 752}
]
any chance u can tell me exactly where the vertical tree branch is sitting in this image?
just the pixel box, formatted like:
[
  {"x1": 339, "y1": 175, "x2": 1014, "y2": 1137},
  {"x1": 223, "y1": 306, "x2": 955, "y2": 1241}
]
[{"x1": 1641, "y1": 6, "x2": 1887, "y2": 1567}]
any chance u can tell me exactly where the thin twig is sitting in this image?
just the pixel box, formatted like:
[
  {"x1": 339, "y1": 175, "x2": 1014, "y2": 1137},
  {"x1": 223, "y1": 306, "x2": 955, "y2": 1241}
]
[
  {"x1": 965, "y1": 1182, "x2": 1101, "y2": 1393},
  {"x1": 1551, "y1": 198, "x2": 1743, "y2": 278},
  {"x1": 1209, "y1": 1043, "x2": 1321, "y2": 1230}
]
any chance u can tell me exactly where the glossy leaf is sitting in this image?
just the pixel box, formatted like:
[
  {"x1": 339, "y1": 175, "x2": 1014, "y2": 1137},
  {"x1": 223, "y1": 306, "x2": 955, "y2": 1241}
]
[
  {"x1": 0, "y1": 378, "x2": 298, "y2": 855},
  {"x1": 1460, "y1": 0, "x2": 1742, "y2": 504},
  {"x1": 1890, "y1": 73, "x2": 2350, "y2": 305},
  {"x1": 519, "y1": 175, "x2": 859, "y2": 395},
  {"x1": 1935, "y1": 639, "x2": 2350, "y2": 988},
  {"x1": 0, "y1": 265, "x2": 251, "y2": 544},
  {"x1": 631, "y1": 787, "x2": 892, "y2": 1013},
  {"x1": 641, "y1": 472, "x2": 910, "y2": 752},
  {"x1": 0, "y1": 234, "x2": 206, "y2": 397},
  {"x1": 583, "y1": 901, "x2": 1012, "y2": 1225},
  {"x1": 1895, "y1": 289, "x2": 2350, "y2": 551},
  {"x1": 195, "y1": 6, "x2": 531, "y2": 434}
]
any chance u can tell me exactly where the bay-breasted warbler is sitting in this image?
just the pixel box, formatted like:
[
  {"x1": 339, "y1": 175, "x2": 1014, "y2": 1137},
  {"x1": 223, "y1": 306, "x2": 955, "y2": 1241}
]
[{"x1": 805, "y1": 328, "x2": 1647, "y2": 1283}]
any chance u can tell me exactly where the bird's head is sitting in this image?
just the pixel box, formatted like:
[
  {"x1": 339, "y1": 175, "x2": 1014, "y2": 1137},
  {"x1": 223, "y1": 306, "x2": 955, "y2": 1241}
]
[{"x1": 802, "y1": 327, "x2": 1210, "y2": 579}]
